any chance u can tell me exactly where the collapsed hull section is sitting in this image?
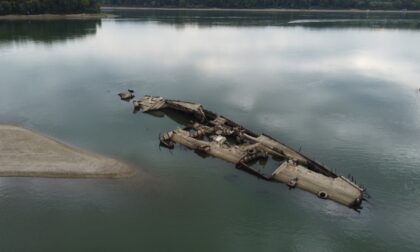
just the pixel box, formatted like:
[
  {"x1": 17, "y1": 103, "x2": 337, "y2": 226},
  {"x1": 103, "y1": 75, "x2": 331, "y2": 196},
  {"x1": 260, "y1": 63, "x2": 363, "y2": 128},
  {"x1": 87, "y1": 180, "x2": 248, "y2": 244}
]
[{"x1": 130, "y1": 95, "x2": 366, "y2": 209}]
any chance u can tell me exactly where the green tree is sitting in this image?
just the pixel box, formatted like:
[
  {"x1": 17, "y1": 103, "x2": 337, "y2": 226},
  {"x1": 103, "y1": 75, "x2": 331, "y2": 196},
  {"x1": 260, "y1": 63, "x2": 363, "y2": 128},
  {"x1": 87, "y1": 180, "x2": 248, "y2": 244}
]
[{"x1": 0, "y1": 1, "x2": 12, "y2": 14}]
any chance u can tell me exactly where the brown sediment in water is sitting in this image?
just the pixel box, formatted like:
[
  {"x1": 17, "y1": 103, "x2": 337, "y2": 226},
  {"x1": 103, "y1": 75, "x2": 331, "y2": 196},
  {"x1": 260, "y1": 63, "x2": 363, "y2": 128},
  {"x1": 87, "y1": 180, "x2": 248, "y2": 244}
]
[{"x1": 0, "y1": 125, "x2": 135, "y2": 178}]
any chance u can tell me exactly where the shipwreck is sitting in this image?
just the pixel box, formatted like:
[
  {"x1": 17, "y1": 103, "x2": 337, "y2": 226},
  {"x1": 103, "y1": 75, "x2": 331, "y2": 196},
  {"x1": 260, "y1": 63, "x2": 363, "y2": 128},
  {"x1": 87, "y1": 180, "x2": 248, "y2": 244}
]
[{"x1": 120, "y1": 91, "x2": 366, "y2": 210}]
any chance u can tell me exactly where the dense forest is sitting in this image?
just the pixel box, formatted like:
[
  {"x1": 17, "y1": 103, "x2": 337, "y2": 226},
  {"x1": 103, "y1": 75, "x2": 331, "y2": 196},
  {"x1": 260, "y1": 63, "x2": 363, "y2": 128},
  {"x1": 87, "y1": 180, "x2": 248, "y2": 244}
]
[
  {"x1": 0, "y1": 0, "x2": 99, "y2": 15},
  {"x1": 100, "y1": 0, "x2": 420, "y2": 10}
]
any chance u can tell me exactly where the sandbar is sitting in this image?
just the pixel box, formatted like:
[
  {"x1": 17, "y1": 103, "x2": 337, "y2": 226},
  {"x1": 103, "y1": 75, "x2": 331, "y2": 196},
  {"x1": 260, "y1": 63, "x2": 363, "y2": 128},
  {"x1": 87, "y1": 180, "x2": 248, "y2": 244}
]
[{"x1": 0, "y1": 125, "x2": 135, "y2": 178}]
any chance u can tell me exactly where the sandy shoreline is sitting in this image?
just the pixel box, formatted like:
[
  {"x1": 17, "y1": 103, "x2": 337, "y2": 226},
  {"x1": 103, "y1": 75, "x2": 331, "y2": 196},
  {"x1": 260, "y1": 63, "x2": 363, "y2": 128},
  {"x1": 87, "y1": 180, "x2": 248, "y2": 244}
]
[
  {"x1": 102, "y1": 6, "x2": 420, "y2": 13},
  {"x1": 0, "y1": 125, "x2": 135, "y2": 178},
  {"x1": 0, "y1": 13, "x2": 114, "y2": 21}
]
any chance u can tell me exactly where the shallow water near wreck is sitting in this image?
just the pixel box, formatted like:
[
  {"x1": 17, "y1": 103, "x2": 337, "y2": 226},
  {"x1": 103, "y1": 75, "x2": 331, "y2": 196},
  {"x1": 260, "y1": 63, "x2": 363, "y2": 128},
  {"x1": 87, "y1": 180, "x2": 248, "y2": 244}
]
[{"x1": 1, "y1": 9, "x2": 420, "y2": 251}]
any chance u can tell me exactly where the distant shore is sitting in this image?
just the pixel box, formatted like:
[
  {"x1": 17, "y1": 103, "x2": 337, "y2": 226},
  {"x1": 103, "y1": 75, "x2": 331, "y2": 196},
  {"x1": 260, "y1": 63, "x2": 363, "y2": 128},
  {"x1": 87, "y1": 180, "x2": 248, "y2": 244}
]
[
  {"x1": 101, "y1": 6, "x2": 420, "y2": 13},
  {"x1": 0, "y1": 13, "x2": 114, "y2": 21},
  {"x1": 2, "y1": 8, "x2": 418, "y2": 21}
]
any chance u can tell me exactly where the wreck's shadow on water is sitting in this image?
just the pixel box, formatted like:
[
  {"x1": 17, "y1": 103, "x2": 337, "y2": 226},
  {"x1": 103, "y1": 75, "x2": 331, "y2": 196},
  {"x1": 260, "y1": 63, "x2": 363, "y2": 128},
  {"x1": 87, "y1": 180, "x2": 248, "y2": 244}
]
[{"x1": 1, "y1": 9, "x2": 420, "y2": 252}]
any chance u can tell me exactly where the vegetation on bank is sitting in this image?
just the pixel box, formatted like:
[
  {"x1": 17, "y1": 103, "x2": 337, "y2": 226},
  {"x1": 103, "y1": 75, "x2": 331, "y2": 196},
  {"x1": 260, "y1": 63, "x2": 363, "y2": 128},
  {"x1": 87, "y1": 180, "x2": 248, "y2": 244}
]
[
  {"x1": 0, "y1": 0, "x2": 99, "y2": 15},
  {"x1": 100, "y1": 0, "x2": 420, "y2": 10}
]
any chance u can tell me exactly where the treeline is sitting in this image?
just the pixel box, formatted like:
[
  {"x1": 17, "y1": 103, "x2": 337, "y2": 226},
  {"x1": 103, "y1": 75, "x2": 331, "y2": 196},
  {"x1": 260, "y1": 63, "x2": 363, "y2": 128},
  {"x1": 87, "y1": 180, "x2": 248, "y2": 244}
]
[
  {"x1": 0, "y1": 0, "x2": 99, "y2": 15},
  {"x1": 100, "y1": 0, "x2": 420, "y2": 10}
]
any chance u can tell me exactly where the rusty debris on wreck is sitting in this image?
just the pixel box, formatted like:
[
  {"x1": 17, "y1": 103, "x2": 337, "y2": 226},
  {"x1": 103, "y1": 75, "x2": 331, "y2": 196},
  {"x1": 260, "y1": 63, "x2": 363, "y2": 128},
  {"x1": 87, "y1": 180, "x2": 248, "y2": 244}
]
[{"x1": 120, "y1": 92, "x2": 367, "y2": 210}]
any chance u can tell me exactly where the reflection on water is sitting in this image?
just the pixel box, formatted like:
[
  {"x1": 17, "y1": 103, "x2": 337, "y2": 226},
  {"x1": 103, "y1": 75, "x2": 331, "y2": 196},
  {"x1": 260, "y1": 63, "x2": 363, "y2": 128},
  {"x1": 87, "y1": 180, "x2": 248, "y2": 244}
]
[
  {"x1": 1, "y1": 10, "x2": 420, "y2": 251},
  {"x1": 0, "y1": 20, "x2": 101, "y2": 45},
  {"x1": 107, "y1": 9, "x2": 420, "y2": 29}
]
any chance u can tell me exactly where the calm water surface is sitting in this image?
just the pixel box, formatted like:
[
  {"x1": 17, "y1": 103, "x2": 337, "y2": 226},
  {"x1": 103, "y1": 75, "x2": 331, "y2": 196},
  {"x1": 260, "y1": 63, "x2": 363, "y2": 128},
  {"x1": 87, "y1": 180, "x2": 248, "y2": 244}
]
[{"x1": 1, "y1": 10, "x2": 420, "y2": 251}]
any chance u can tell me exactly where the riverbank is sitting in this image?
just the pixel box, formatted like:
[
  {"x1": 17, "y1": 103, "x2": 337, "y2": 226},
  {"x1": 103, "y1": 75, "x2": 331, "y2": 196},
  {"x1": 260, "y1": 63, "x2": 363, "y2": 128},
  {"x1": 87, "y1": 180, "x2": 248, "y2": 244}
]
[
  {"x1": 0, "y1": 13, "x2": 114, "y2": 21},
  {"x1": 0, "y1": 125, "x2": 135, "y2": 178},
  {"x1": 102, "y1": 6, "x2": 420, "y2": 13}
]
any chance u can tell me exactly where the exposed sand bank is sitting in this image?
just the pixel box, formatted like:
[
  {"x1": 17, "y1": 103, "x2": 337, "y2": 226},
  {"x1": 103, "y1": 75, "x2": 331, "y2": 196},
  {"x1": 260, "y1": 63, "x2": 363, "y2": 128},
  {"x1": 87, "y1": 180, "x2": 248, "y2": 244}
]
[
  {"x1": 0, "y1": 125, "x2": 135, "y2": 178},
  {"x1": 102, "y1": 6, "x2": 420, "y2": 13},
  {"x1": 0, "y1": 13, "x2": 114, "y2": 21}
]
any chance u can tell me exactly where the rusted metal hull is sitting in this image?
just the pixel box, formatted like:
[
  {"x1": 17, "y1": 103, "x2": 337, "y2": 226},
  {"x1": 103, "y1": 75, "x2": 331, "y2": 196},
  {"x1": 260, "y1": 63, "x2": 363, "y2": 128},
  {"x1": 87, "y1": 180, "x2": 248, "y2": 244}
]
[{"x1": 128, "y1": 95, "x2": 366, "y2": 209}]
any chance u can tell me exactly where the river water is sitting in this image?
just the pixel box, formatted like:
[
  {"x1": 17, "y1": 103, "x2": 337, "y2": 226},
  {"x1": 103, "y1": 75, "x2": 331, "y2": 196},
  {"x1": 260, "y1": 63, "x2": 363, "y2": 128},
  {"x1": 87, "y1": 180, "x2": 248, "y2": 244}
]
[{"x1": 1, "y1": 9, "x2": 420, "y2": 251}]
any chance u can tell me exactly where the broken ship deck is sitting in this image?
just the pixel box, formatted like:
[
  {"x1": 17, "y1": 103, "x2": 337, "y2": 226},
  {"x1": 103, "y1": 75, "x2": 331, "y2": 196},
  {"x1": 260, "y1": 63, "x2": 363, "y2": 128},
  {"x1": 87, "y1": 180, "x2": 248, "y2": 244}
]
[{"x1": 127, "y1": 95, "x2": 366, "y2": 209}]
